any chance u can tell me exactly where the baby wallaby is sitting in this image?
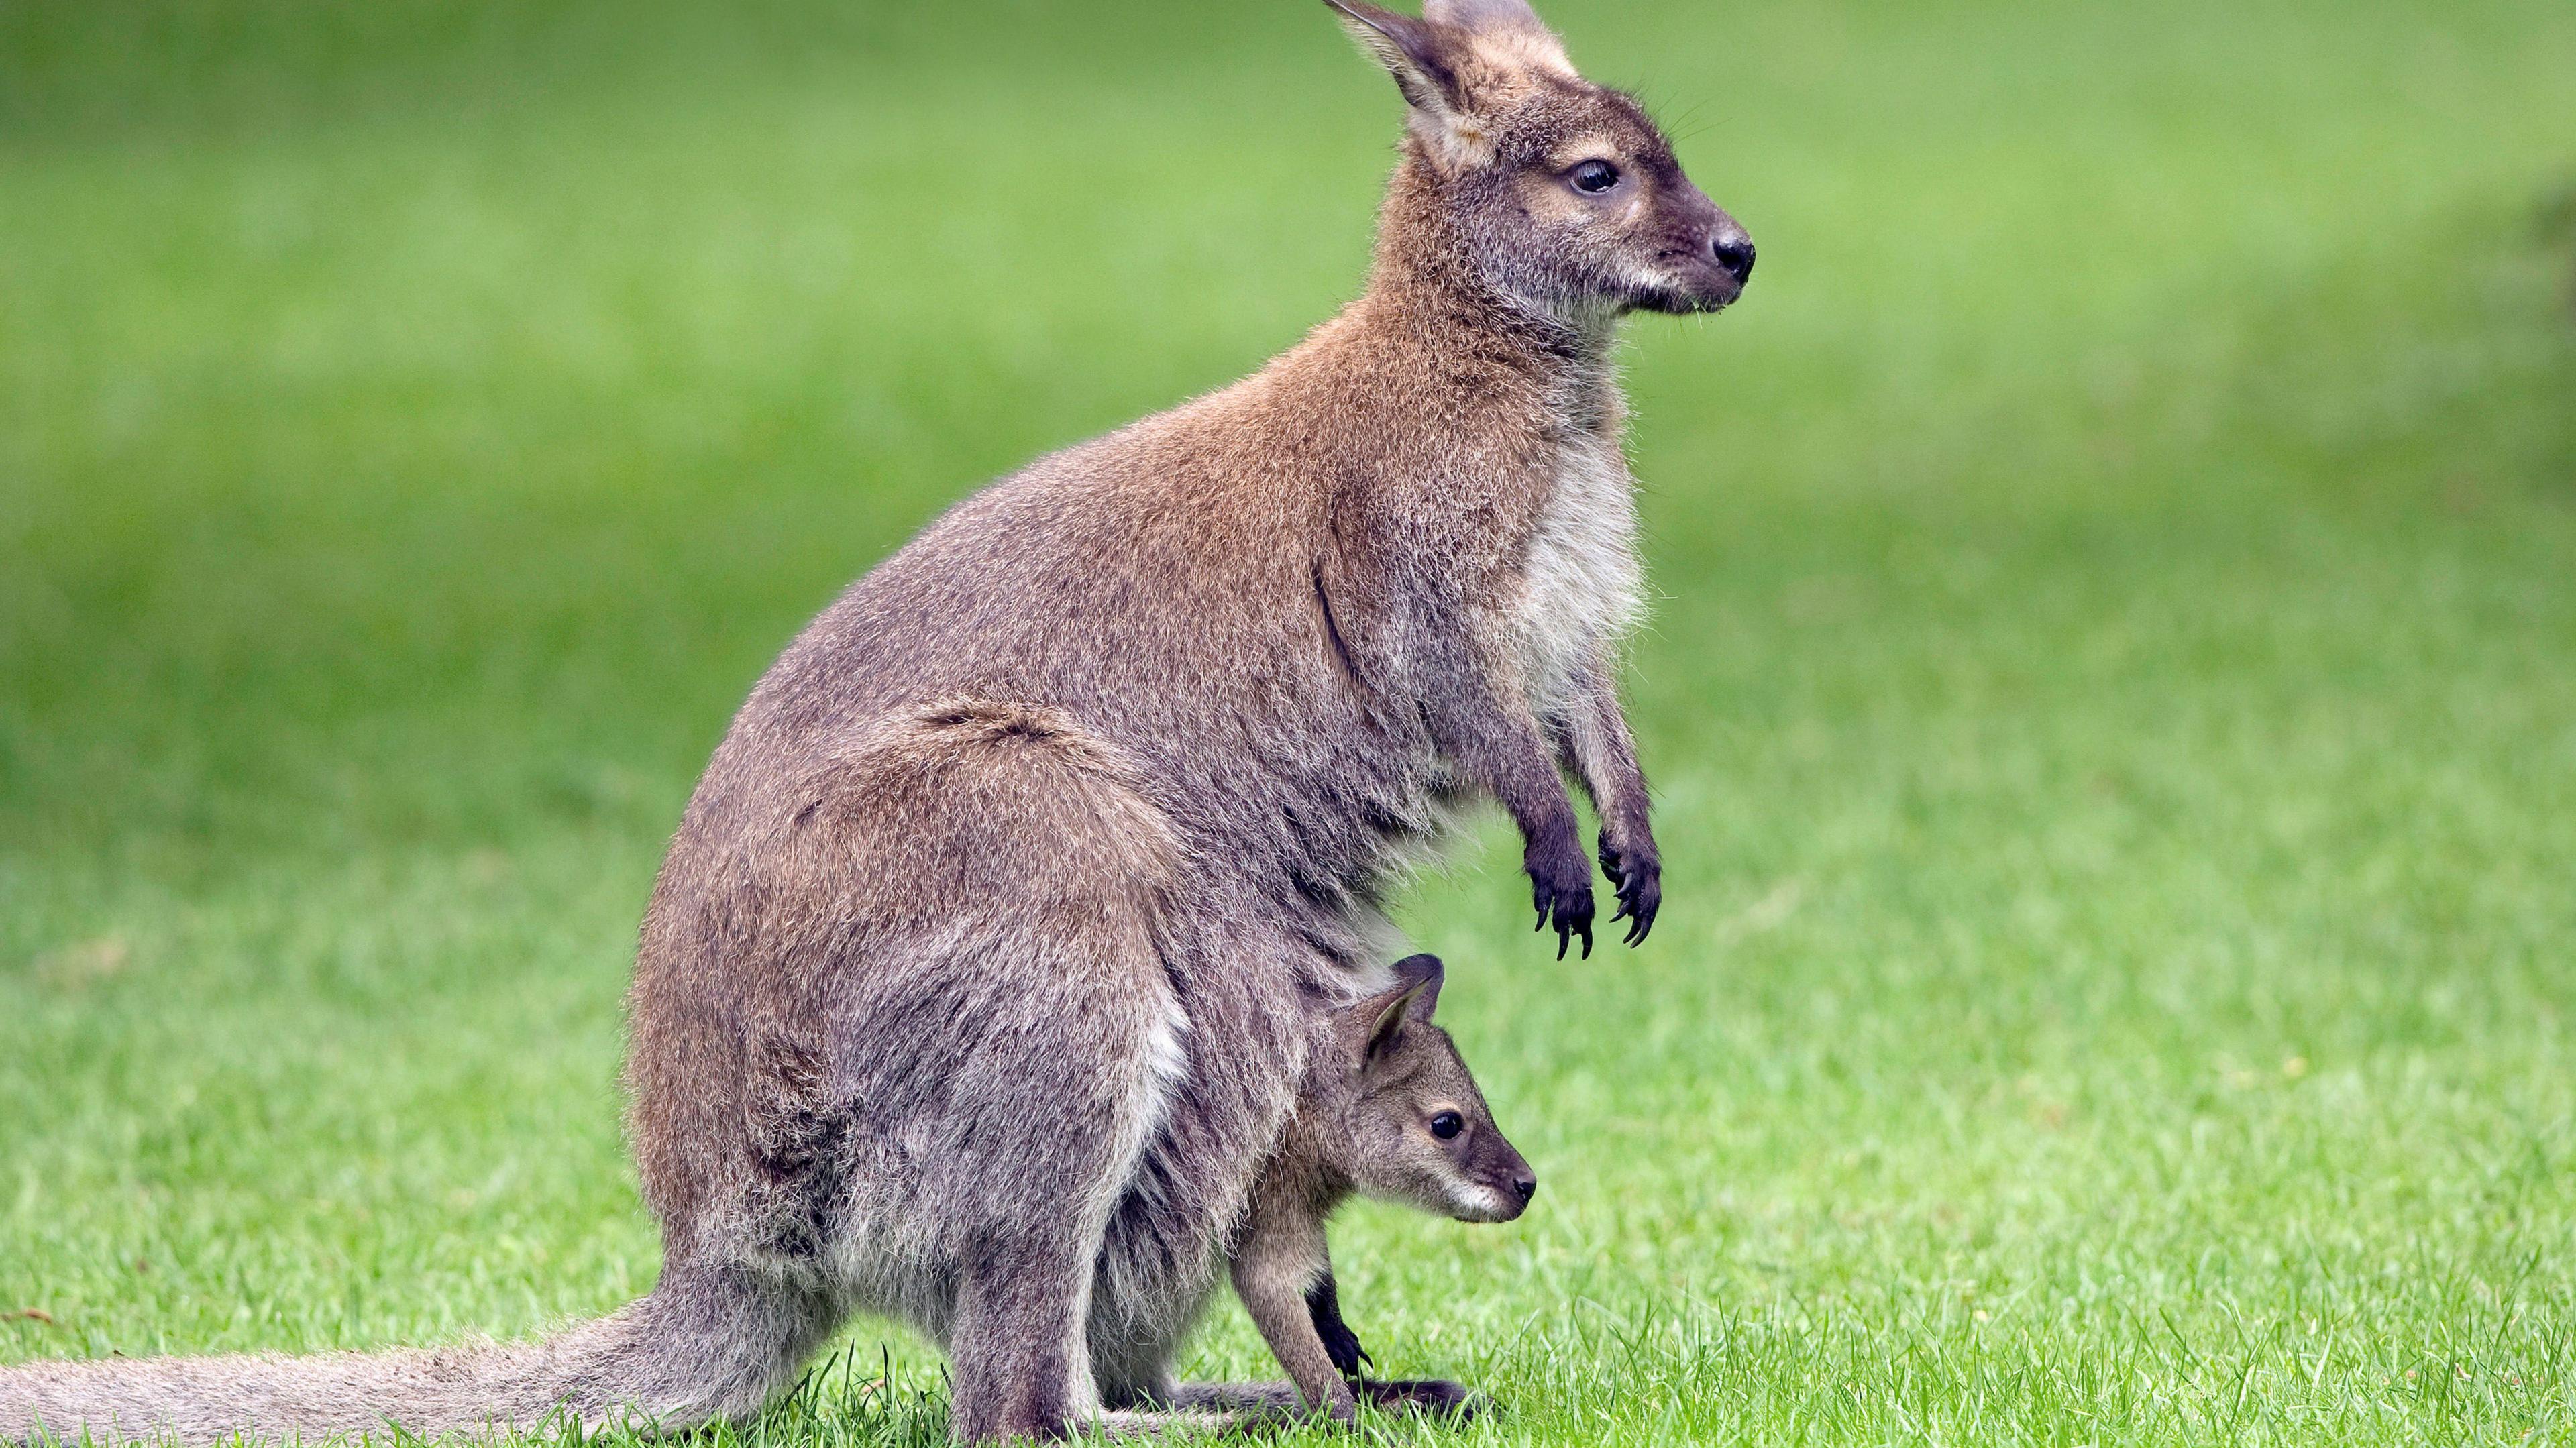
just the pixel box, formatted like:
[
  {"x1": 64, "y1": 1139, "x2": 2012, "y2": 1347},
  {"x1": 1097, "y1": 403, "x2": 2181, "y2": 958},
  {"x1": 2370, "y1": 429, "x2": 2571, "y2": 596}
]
[{"x1": 1230, "y1": 954, "x2": 1533, "y2": 1423}]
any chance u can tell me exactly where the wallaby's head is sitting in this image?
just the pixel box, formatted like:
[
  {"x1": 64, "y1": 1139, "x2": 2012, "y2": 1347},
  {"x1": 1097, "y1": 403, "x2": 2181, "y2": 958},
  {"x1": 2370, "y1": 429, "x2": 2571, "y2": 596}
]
[
  {"x1": 1328, "y1": 0, "x2": 1753, "y2": 319},
  {"x1": 1326, "y1": 954, "x2": 1536, "y2": 1223}
]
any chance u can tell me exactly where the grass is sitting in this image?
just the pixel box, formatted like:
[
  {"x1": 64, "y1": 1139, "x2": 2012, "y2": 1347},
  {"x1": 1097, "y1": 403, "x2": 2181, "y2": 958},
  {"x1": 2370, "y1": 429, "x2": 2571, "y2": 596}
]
[{"x1": 5, "y1": 0, "x2": 2575, "y2": 1443}]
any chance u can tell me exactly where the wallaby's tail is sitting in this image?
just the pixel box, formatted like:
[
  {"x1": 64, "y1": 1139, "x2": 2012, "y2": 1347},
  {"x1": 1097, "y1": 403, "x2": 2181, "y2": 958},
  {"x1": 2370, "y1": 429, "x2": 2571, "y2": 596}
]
[{"x1": 0, "y1": 1264, "x2": 828, "y2": 1447}]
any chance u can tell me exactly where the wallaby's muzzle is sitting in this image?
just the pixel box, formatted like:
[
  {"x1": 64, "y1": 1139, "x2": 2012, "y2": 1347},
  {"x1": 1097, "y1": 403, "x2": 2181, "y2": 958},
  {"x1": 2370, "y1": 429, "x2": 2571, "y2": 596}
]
[
  {"x1": 1470, "y1": 1136, "x2": 1540, "y2": 1221},
  {"x1": 1642, "y1": 185, "x2": 1756, "y2": 315}
]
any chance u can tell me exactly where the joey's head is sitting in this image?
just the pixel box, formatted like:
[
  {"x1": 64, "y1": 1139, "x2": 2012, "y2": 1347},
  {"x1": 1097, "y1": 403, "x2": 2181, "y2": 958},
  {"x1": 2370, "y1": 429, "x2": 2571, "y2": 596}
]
[
  {"x1": 1328, "y1": 954, "x2": 1536, "y2": 1224},
  {"x1": 1327, "y1": 0, "x2": 1753, "y2": 322}
]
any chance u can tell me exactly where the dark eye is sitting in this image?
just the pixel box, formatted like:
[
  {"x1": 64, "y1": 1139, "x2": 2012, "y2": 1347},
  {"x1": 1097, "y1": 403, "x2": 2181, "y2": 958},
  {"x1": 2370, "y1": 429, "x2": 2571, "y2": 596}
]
[
  {"x1": 1568, "y1": 160, "x2": 1621, "y2": 194},
  {"x1": 1429, "y1": 1111, "x2": 1465, "y2": 1141}
]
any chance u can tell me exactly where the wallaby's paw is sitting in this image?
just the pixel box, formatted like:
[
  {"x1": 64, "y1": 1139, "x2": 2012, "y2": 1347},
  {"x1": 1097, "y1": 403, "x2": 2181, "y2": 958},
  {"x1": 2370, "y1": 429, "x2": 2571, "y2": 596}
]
[
  {"x1": 1598, "y1": 832, "x2": 1661, "y2": 946},
  {"x1": 1317, "y1": 1316, "x2": 1372, "y2": 1380},
  {"x1": 1359, "y1": 1379, "x2": 1485, "y2": 1420},
  {"x1": 1525, "y1": 825, "x2": 1597, "y2": 960}
]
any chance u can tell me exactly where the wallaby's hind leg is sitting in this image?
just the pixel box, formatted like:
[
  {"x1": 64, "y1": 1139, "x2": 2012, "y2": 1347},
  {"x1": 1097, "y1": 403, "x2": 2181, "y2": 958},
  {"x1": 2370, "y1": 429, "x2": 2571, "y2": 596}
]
[
  {"x1": 947, "y1": 1237, "x2": 1097, "y2": 1443},
  {"x1": 917, "y1": 920, "x2": 1189, "y2": 1444}
]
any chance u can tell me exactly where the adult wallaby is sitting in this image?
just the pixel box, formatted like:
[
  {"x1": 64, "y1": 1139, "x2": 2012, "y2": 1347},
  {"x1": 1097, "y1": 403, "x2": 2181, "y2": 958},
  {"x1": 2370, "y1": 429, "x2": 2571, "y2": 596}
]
[
  {"x1": 1226, "y1": 954, "x2": 1532, "y2": 1426},
  {"x1": 2, "y1": 1, "x2": 1749, "y2": 1443}
]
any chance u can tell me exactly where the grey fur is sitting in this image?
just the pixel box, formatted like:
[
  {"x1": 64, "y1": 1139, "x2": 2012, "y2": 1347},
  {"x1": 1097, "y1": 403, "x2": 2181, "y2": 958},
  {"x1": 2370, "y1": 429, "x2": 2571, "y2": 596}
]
[{"x1": 1, "y1": 2, "x2": 1746, "y2": 1443}]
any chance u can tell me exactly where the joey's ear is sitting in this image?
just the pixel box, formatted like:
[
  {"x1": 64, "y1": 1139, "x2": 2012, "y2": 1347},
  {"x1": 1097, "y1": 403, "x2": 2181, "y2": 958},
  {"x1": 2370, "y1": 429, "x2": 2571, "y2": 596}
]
[
  {"x1": 1358, "y1": 956, "x2": 1445, "y2": 1066},
  {"x1": 1387, "y1": 954, "x2": 1445, "y2": 1023},
  {"x1": 1322, "y1": 1, "x2": 1492, "y2": 168},
  {"x1": 1362, "y1": 979, "x2": 1433, "y2": 1067}
]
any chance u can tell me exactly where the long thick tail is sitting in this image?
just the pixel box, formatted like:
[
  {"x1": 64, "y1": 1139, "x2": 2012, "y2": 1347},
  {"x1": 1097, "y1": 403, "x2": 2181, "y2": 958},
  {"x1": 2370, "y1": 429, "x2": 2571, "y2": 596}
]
[{"x1": 0, "y1": 1264, "x2": 828, "y2": 1446}]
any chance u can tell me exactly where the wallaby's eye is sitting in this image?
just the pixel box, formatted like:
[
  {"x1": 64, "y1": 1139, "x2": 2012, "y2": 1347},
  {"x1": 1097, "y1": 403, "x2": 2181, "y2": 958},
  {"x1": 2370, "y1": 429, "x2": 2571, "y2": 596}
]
[
  {"x1": 1429, "y1": 1111, "x2": 1465, "y2": 1141},
  {"x1": 1568, "y1": 160, "x2": 1621, "y2": 195}
]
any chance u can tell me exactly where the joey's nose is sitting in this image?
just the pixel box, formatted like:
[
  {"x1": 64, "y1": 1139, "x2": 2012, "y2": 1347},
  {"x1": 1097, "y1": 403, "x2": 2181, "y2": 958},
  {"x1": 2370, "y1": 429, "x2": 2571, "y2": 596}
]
[
  {"x1": 1712, "y1": 233, "x2": 1756, "y2": 284},
  {"x1": 1511, "y1": 1176, "x2": 1538, "y2": 1205}
]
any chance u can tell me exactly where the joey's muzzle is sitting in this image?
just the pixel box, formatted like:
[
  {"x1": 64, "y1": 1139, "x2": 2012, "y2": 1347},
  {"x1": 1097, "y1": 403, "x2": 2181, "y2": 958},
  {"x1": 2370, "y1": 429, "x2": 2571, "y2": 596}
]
[{"x1": 1476, "y1": 1139, "x2": 1538, "y2": 1221}]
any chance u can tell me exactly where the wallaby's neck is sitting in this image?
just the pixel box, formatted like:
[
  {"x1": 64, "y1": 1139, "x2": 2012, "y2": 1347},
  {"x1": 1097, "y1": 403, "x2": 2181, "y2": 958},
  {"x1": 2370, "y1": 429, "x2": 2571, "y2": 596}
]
[{"x1": 1358, "y1": 153, "x2": 1622, "y2": 384}]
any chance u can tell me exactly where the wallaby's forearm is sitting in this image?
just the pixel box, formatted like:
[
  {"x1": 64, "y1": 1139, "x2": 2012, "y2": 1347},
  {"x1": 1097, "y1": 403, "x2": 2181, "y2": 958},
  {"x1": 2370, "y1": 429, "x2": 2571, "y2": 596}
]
[
  {"x1": 1552, "y1": 656, "x2": 1660, "y2": 944},
  {"x1": 1407, "y1": 619, "x2": 1597, "y2": 957}
]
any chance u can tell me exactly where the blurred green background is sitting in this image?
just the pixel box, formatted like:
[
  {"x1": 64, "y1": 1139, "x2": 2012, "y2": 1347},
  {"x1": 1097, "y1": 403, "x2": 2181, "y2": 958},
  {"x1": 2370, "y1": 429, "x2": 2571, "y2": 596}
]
[{"x1": 4, "y1": 1, "x2": 2574, "y2": 1443}]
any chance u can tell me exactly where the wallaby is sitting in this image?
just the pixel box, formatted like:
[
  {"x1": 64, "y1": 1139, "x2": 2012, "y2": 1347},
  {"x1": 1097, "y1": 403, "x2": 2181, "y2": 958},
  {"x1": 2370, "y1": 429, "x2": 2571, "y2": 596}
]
[
  {"x1": 1224, "y1": 954, "x2": 1532, "y2": 1426},
  {"x1": 2, "y1": 1, "x2": 1749, "y2": 1443}
]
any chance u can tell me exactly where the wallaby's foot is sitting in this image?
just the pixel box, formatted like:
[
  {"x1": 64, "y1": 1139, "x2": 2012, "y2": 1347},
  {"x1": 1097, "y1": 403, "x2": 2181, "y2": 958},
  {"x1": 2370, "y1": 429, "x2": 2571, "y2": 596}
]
[{"x1": 1358, "y1": 1379, "x2": 1485, "y2": 1420}]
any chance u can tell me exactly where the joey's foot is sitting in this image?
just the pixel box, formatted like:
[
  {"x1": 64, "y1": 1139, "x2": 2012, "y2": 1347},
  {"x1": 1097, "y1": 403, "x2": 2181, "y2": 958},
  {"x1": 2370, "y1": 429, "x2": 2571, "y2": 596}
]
[
  {"x1": 1317, "y1": 1317, "x2": 1371, "y2": 1380},
  {"x1": 1358, "y1": 1380, "x2": 1486, "y2": 1421},
  {"x1": 1597, "y1": 834, "x2": 1662, "y2": 946},
  {"x1": 1525, "y1": 826, "x2": 1596, "y2": 959}
]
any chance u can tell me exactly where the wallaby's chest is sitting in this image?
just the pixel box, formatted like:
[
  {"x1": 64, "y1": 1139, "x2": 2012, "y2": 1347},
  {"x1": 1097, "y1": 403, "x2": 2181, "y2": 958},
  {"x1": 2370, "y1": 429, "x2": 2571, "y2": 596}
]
[{"x1": 1509, "y1": 432, "x2": 1645, "y2": 714}]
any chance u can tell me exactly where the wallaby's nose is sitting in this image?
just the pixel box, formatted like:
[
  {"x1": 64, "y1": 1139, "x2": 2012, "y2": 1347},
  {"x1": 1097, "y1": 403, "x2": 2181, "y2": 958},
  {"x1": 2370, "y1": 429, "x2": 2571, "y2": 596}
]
[
  {"x1": 1712, "y1": 232, "x2": 1756, "y2": 284},
  {"x1": 1511, "y1": 1175, "x2": 1538, "y2": 1205}
]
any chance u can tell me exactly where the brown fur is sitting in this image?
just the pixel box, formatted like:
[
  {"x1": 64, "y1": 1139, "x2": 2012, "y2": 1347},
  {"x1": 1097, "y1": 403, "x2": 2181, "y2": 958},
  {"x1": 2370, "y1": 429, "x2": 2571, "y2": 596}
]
[
  {"x1": 1218, "y1": 956, "x2": 1532, "y2": 1425},
  {"x1": 1, "y1": 2, "x2": 1748, "y2": 1442}
]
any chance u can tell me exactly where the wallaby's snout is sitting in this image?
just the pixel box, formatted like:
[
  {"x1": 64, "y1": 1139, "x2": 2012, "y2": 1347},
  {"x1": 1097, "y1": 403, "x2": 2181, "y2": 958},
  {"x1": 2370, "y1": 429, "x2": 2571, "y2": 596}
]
[
  {"x1": 1475, "y1": 1132, "x2": 1539, "y2": 1223},
  {"x1": 1643, "y1": 179, "x2": 1754, "y2": 315},
  {"x1": 1714, "y1": 229, "x2": 1756, "y2": 285}
]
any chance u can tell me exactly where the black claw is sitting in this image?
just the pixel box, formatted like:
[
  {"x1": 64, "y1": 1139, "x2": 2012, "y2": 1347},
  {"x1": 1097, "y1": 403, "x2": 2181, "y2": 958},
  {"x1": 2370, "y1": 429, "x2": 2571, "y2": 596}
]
[
  {"x1": 1579, "y1": 922, "x2": 1593, "y2": 958},
  {"x1": 1554, "y1": 920, "x2": 1570, "y2": 960},
  {"x1": 1625, "y1": 898, "x2": 1657, "y2": 946}
]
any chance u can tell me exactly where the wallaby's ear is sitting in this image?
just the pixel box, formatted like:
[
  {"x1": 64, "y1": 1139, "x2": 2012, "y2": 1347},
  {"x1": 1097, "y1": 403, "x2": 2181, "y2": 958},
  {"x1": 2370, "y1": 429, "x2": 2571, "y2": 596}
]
[
  {"x1": 1420, "y1": 0, "x2": 1575, "y2": 81},
  {"x1": 1423, "y1": 0, "x2": 1544, "y2": 30},
  {"x1": 1362, "y1": 980, "x2": 1430, "y2": 1066},
  {"x1": 1323, "y1": 1, "x2": 1493, "y2": 169},
  {"x1": 1387, "y1": 953, "x2": 1445, "y2": 1023},
  {"x1": 1358, "y1": 955, "x2": 1446, "y2": 1068},
  {"x1": 1325, "y1": 1, "x2": 1461, "y2": 114}
]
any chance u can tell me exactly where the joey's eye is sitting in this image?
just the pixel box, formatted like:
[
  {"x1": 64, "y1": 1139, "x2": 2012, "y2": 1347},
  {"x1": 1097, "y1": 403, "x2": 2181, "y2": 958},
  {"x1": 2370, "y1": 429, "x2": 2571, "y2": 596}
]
[
  {"x1": 1568, "y1": 160, "x2": 1621, "y2": 195},
  {"x1": 1429, "y1": 1111, "x2": 1465, "y2": 1141}
]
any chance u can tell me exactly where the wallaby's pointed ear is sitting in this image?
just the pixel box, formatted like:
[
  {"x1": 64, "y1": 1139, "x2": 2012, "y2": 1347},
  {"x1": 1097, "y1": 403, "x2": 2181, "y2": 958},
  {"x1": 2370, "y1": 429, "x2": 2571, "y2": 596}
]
[
  {"x1": 1362, "y1": 979, "x2": 1432, "y2": 1066},
  {"x1": 1421, "y1": 0, "x2": 1574, "y2": 80},
  {"x1": 1358, "y1": 955, "x2": 1445, "y2": 1067},
  {"x1": 1423, "y1": 0, "x2": 1544, "y2": 30},
  {"x1": 1388, "y1": 953, "x2": 1445, "y2": 1023},
  {"x1": 1324, "y1": 0, "x2": 1463, "y2": 117}
]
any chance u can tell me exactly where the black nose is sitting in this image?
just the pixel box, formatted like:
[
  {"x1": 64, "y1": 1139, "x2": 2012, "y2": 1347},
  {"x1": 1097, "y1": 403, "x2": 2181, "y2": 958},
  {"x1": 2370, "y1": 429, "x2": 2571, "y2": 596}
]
[
  {"x1": 1511, "y1": 1176, "x2": 1538, "y2": 1203},
  {"x1": 1712, "y1": 234, "x2": 1755, "y2": 284}
]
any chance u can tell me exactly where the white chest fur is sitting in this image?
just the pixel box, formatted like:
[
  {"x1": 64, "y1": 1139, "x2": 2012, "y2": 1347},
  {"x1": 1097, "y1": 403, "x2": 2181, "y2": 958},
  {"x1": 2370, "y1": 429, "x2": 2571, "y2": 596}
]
[{"x1": 1511, "y1": 432, "x2": 1646, "y2": 717}]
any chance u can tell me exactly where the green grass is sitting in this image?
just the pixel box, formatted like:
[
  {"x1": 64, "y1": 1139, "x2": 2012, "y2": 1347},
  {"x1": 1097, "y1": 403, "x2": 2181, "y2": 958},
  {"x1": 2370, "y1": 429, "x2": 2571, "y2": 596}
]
[{"x1": 5, "y1": 0, "x2": 2576, "y2": 1443}]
